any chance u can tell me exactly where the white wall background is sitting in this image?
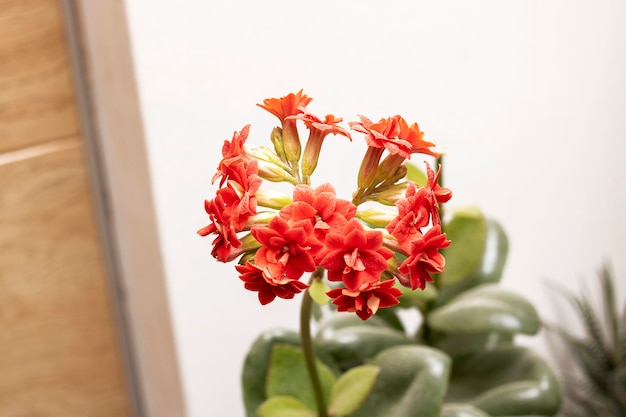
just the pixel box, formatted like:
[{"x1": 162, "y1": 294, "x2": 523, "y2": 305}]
[{"x1": 123, "y1": 1, "x2": 626, "y2": 415}]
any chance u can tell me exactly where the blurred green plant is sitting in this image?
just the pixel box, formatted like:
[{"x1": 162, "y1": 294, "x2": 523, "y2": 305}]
[
  {"x1": 548, "y1": 266, "x2": 626, "y2": 417},
  {"x1": 242, "y1": 206, "x2": 562, "y2": 417}
]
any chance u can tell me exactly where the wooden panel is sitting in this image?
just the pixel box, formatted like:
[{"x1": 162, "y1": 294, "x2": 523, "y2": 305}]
[
  {"x1": 0, "y1": 0, "x2": 79, "y2": 153},
  {"x1": 73, "y1": 1, "x2": 188, "y2": 416},
  {"x1": 0, "y1": 142, "x2": 131, "y2": 417}
]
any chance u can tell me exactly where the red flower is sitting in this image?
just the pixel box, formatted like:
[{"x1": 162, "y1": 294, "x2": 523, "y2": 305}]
[
  {"x1": 350, "y1": 115, "x2": 410, "y2": 188},
  {"x1": 197, "y1": 197, "x2": 241, "y2": 262},
  {"x1": 236, "y1": 262, "x2": 309, "y2": 305},
  {"x1": 213, "y1": 125, "x2": 252, "y2": 187},
  {"x1": 289, "y1": 109, "x2": 351, "y2": 140},
  {"x1": 397, "y1": 118, "x2": 439, "y2": 158},
  {"x1": 199, "y1": 154, "x2": 262, "y2": 261},
  {"x1": 421, "y1": 163, "x2": 452, "y2": 225},
  {"x1": 251, "y1": 216, "x2": 323, "y2": 281},
  {"x1": 257, "y1": 90, "x2": 313, "y2": 163},
  {"x1": 327, "y1": 279, "x2": 402, "y2": 320},
  {"x1": 386, "y1": 182, "x2": 431, "y2": 245},
  {"x1": 350, "y1": 115, "x2": 411, "y2": 157},
  {"x1": 279, "y1": 183, "x2": 356, "y2": 241},
  {"x1": 289, "y1": 110, "x2": 352, "y2": 178},
  {"x1": 319, "y1": 219, "x2": 393, "y2": 292},
  {"x1": 386, "y1": 164, "x2": 452, "y2": 245},
  {"x1": 215, "y1": 161, "x2": 262, "y2": 230},
  {"x1": 398, "y1": 225, "x2": 450, "y2": 290},
  {"x1": 257, "y1": 90, "x2": 312, "y2": 122}
]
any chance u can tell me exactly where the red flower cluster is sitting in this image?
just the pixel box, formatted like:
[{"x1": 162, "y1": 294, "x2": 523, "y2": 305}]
[
  {"x1": 387, "y1": 164, "x2": 452, "y2": 290},
  {"x1": 198, "y1": 126, "x2": 262, "y2": 262},
  {"x1": 236, "y1": 184, "x2": 401, "y2": 318},
  {"x1": 319, "y1": 219, "x2": 402, "y2": 319},
  {"x1": 199, "y1": 91, "x2": 453, "y2": 320}
]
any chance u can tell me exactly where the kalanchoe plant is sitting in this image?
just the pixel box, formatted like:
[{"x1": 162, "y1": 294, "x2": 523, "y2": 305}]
[{"x1": 199, "y1": 91, "x2": 562, "y2": 417}]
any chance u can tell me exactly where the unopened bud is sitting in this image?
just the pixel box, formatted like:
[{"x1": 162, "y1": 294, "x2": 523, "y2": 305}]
[
  {"x1": 245, "y1": 145, "x2": 296, "y2": 183},
  {"x1": 374, "y1": 183, "x2": 408, "y2": 206},
  {"x1": 385, "y1": 164, "x2": 407, "y2": 186},
  {"x1": 357, "y1": 146, "x2": 384, "y2": 188},
  {"x1": 270, "y1": 127, "x2": 287, "y2": 162},
  {"x1": 356, "y1": 207, "x2": 398, "y2": 228},
  {"x1": 301, "y1": 132, "x2": 324, "y2": 178},
  {"x1": 373, "y1": 154, "x2": 406, "y2": 185},
  {"x1": 255, "y1": 189, "x2": 293, "y2": 210},
  {"x1": 245, "y1": 212, "x2": 276, "y2": 228},
  {"x1": 219, "y1": 232, "x2": 262, "y2": 262},
  {"x1": 281, "y1": 120, "x2": 301, "y2": 164},
  {"x1": 256, "y1": 162, "x2": 296, "y2": 183}
]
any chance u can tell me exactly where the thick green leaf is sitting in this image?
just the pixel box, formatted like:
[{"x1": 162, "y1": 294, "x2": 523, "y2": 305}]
[
  {"x1": 438, "y1": 219, "x2": 508, "y2": 306},
  {"x1": 440, "y1": 403, "x2": 490, "y2": 417},
  {"x1": 446, "y1": 346, "x2": 561, "y2": 416},
  {"x1": 430, "y1": 331, "x2": 514, "y2": 358},
  {"x1": 242, "y1": 329, "x2": 301, "y2": 417},
  {"x1": 309, "y1": 279, "x2": 331, "y2": 305},
  {"x1": 405, "y1": 162, "x2": 428, "y2": 186},
  {"x1": 257, "y1": 396, "x2": 317, "y2": 417},
  {"x1": 316, "y1": 313, "x2": 393, "y2": 334},
  {"x1": 371, "y1": 305, "x2": 406, "y2": 332},
  {"x1": 242, "y1": 328, "x2": 340, "y2": 417},
  {"x1": 398, "y1": 281, "x2": 439, "y2": 311},
  {"x1": 315, "y1": 314, "x2": 411, "y2": 370},
  {"x1": 427, "y1": 284, "x2": 540, "y2": 335},
  {"x1": 350, "y1": 345, "x2": 451, "y2": 417},
  {"x1": 439, "y1": 207, "x2": 487, "y2": 285},
  {"x1": 329, "y1": 365, "x2": 380, "y2": 416},
  {"x1": 267, "y1": 344, "x2": 336, "y2": 412}
]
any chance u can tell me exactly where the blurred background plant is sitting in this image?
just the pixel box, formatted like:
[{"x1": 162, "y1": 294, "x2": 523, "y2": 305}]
[{"x1": 548, "y1": 266, "x2": 626, "y2": 417}]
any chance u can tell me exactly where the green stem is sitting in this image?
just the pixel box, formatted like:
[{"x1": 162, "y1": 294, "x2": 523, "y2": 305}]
[
  {"x1": 436, "y1": 155, "x2": 445, "y2": 236},
  {"x1": 433, "y1": 155, "x2": 446, "y2": 293},
  {"x1": 300, "y1": 268, "x2": 327, "y2": 417}
]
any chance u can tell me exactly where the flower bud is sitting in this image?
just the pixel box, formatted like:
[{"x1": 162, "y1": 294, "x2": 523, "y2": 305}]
[
  {"x1": 245, "y1": 212, "x2": 276, "y2": 228},
  {"x1": 270, "y1": 126, "x2": 287, "y2": 162},
  {"x1": 245, "y1": 145, "x2": 296, "y2": 183},
  {"x1": 301, "y1": 132, "x2": 324, "y2": 179},
  {"x1": 357, "y1": 146, "x2": 384, "y2": 188},
  {"x1": 256, "y1": 162, "x2": 296, "y2": 183},
  {"x1": 384, "y1": 164, "x2": 407, "y2": 187},
  {"x1": 374, "y1": 183, "x2": 408, "y2": 205},
  {"x1": 282, "y1": 120, "x2": 301, "y2": 164},
  {"x1": 356, "y1": 207, "x2": 398, "y2": 228},
  {"x1": 255, "y1": 189, "x2": 293, "y2": 210},
  {"x1": 373, "y1": 154, "x2": 406, "y2": 185},
  {"x1": 219, "y1": 232, "x2": 262, "y2": 262}
]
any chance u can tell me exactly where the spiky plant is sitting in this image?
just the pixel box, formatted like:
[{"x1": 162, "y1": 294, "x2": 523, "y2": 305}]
[{"x1": 550, "y1": 265, "x2": 626, "y2": 417}]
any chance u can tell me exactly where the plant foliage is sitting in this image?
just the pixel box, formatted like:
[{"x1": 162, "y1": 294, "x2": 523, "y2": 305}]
[{"x1": 242, "y1": 208, "x2": 562, "y2": 416}]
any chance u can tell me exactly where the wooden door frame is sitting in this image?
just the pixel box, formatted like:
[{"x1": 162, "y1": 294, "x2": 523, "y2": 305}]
[{"x1": 59, "y1": 1, "x2": 187, "y2": 416}]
